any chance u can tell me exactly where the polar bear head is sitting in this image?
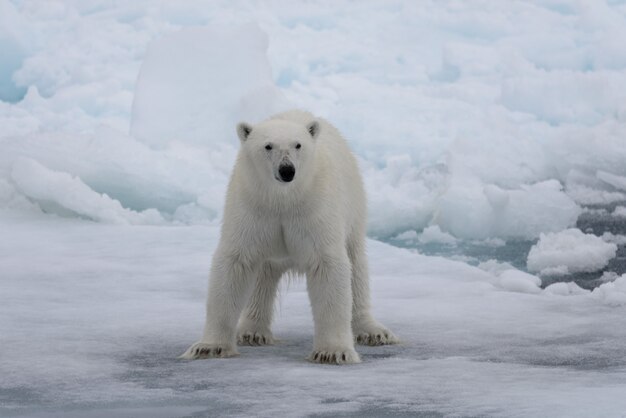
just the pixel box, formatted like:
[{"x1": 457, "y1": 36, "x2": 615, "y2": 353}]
[{"x1": 236, "y1": 118, "x2": 320, "y2": 186}]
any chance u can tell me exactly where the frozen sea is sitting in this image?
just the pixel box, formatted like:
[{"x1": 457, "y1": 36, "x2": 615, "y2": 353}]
[
  {"x1": 2, "y1": 1, "x2": 626, "y2": 417},
  {"x1": 2, "y1": 215, "x2": 626, "y2": 418}
]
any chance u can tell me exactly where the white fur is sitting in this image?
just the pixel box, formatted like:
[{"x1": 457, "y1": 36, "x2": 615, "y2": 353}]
[{"x1": 181, "y1": 110, "x2": 398, "y2": 365}]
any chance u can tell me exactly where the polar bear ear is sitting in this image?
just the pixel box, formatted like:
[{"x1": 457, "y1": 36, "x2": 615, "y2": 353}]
[
  {"x1": 236, "y1": 122, "x2": 253, "y2": 142},
  {"x1": 307, "y1": 120, "x2": 320, "y2": 139}
]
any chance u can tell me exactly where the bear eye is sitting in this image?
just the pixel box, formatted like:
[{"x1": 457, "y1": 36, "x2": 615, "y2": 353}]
[
  {"x1": 265, "y1": 144, "x2": 273, "y2": 151},
  {"x1": 295, "y1": 143, "x2": 301, "y2": 149}
]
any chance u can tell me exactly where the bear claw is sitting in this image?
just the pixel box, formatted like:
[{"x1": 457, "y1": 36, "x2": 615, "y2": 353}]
[
  {"x1": 180, "y1": 342, "x2": 238, "y2": 360},
  {"x1": 237, "y1": 331, "x2": 275, "y2": 346},
  {"x1": 354, "y1": 326, "x2": 399, "y2": 346},
  {"x1": 308, "y1": 349, "x2": 360, "y2": 365}
]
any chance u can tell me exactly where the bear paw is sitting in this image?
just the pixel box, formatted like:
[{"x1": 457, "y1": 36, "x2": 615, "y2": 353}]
[
  {"x1": 237, "y1": 330, "x2": 275, "y2": 346},
  {"x1": 308, "y1": 348, "x2": 361, "y2": 365},
  {"x1": 179, "y1": 342, "x2": 238, "y2": 360},
  {"x1": 354, "y1": 323, "x2": 399, "y2": 346}
]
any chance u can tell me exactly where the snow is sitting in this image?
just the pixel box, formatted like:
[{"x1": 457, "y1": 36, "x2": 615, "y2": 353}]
[
  {"x1": 436, "y1": 179, "x2": 581, "y2": 240},
  {"x1": 474, "y1": 237, "x2": 506, "y2": 247},
  {"x1": 130, "y1": 24, "x2": 290, "y2": 149},
  {"x1": 2, "y1": 218, "x2": 626, "y2": 418},
  {"x1": 393, "y1": 229, "x2": 418, "y2": 242},
  {"x1": 597, "y1": 170, "x2": 626, "y2": 192},
  {"x1": 602, "y1": 232, "x2": 626, "y2": 246},
  {"x1": 417, "y1": 225, "x2": 458, "y2": 245},
  {"x1": 2, "y1": 1, "x2": 626, "y2": 416},
  {"x1": 566, "y1": 185, "x2": 626, "y2": 205},
  {"x1": 613, "y1": 206, "x2": 626, "y2": 217},
  {"x1": 565, "y1": 169, "x2": 626, "y2": 205},
  {"x1": 11, "y1": 157, "x2": 164, "y2": 225},
  {"x1": 497, "y1": 269, "x2": 542, "y2": 294},
  {"x1": 477, "y1": 260, "x2": 543, "y2": 294},
  {"x1": 592, "y1": 275, "x2": 626, "y2": 306},
  {"x1": 1, "y1": 1, "x2": 626, "y2": 239},
  {"x1": 527, "y1": 229, "x2": 618, "y2": 276},
  {"x1": 0, "y1": 0, "x2": 29, "y2": 102},
  {"x1": 544, "y1": 281, "x2": 588, "y2": 296}
]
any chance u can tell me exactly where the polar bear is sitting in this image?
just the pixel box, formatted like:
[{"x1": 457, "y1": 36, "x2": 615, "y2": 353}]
[{"x1": 181, "y1": 110, "x2": 398, "y2": 364}]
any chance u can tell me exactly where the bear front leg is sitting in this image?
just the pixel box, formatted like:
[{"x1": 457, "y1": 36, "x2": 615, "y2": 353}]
[
  {"x1": 237, "y1": 262, "x2": 284, "y2": 346},
  {"x1": 348, "y1": 239, "x2": 399, "y2": 346},
  {"x1": 181, "y1": 253, "x2": 257, "y2": 360},
  {"x1": 306, "y1": 253, "x2": 360, "y2": 365}
]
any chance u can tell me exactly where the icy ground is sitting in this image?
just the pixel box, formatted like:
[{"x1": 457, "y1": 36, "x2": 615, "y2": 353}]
[
  {"x1": 3, "y1": 0, "x2": 626, "y2": 416},
  {"x1": 2, "y1": 215, "x2": 626, "y2": 418}
]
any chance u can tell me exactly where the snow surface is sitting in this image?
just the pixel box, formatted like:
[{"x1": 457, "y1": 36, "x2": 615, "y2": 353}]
[
  {"x1": 2, "y1": 1, "x2": 626, "y2": 417},
  {"x1": 527, "y1": 228, "x2": 618, "y2": 276},
  {"x1": 2, "y1": 217, "x2": 626, "y2": 418}
]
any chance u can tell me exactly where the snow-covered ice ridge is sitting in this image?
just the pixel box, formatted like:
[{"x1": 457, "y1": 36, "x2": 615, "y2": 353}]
[{"x1": 2, "y1": 0, "x2": 626, "y2": 240}]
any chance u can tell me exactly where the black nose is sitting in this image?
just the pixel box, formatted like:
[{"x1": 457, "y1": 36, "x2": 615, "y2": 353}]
[{"x1": 279, "y1": 164, "x2": 295, "y2": 182}]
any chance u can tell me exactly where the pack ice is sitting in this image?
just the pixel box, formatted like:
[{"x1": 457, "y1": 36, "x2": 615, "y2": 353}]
[{"x1": 1, "y1": 1, "x2": 626, "y2": 417}]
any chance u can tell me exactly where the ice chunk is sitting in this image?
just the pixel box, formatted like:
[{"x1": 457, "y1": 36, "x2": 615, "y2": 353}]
[
  {"x1": 544, "y1": 282, "x2": 589, "y2": 296},
  {"x1": 483, "y1": 184, "x2": 510, "y2": 209},
  {"x1": 565, "y1": 184, "x2": 626, "y2": 205},
  {"x1": 394, "y1": 230, "x2": 418, "y2": 242},
  {"x1": 527, "y1": 229, "x2": 618, "y2": 276},
  {"x1": 131, "y1": 24, "x2": 291, "y2": 149},
  {"x1": 437, "y1": 179, "x2": 581, "y2": 240},
  {"x1": 418, "y1": 225, "x2": 458, "y2": 245},
  {"x1": 591, "y1": 275, "x2": 626, "y2": 306},
  {"x1": 11, "y1": 157, "x2": 164, "y2": 224},
  {"x1": 612, "y1": 206, "x2": 626, "y2": 218},
  {"x1": 501, "y1": 70, "x2": 626, "y2": 125},
  {"x1": 551, "y1": 122, "x2": 626, "y2": 188},
  {"x1": 537, "y1": 265, "x2": 570, "y2": 277},
  {"x1": 364, "y1": 157, "x2": 444, "y2": 238},
  {"x1": 597, "y1": 170, "x2": 626, "y2": 192},
  {"x1": 472, "y1": 237, "x2": 506, "y2": 247},
  {"x1": 0, "y1": 178, "x2": 40, "y2": 213},
  {"x1": 0, "y1": 127, "x2": 234, "y2": 219},
  {"x1": 599, "y1": 271, "x2": 621, "y2": 283},
  {"x1": 477, "y1": 261, "x2": 542, "y2": 294},
  {"x1": 0, "y1": 0, "x2": 30, "y2": 103},
  {"x1": 601, "y1": 232, "x2": 626, "y2": 246},
  {"x1": 478, "y1": 259, "x2": 516, "y2": 276},
  {"x1": 498, "y1": 269, "x2": 542, "y2": 294}
]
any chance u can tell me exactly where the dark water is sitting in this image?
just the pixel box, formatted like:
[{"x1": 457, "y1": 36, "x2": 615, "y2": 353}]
[{"x1": 388, "y1": 202, "x2": 626, "y2": 290}]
